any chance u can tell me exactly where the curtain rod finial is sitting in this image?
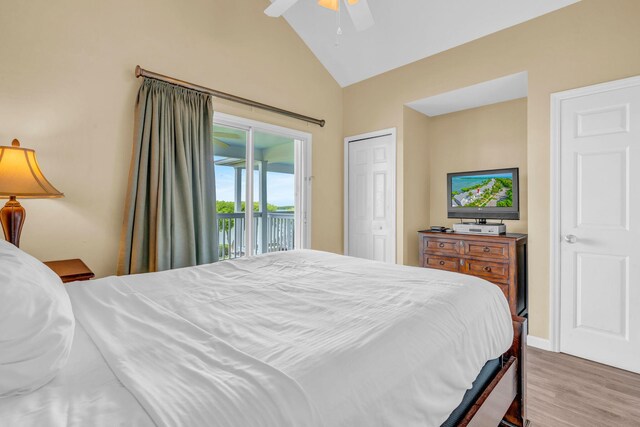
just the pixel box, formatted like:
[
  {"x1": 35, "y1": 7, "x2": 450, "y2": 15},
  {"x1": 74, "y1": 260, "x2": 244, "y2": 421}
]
[{"x1": 135, "y1": 65, "x2": 142, "y2": 78}]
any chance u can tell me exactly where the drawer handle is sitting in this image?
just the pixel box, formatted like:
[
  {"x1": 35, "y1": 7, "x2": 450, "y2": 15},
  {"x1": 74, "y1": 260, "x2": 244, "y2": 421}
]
[
  {"x1": 439, "y1": 260, "x2": 445, "y2": 266},
  {"x1": 483, "y1": 247, "x2": 490, "y2": 253},
  {"x1": 439, "y1": 242, "x2": 445, "y2": 248},
  {"x1": 483, "y1": 266, "x2": 492, "y2": 272}
]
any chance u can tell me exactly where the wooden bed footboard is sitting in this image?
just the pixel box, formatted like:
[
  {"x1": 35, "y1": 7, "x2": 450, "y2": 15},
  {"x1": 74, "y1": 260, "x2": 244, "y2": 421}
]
[
  {"x1": 458, "y1": 315, "x2": 528, "y2": 427},
  {"x1": 502, "y1": 315, "x2": 528, "y2": 427}
]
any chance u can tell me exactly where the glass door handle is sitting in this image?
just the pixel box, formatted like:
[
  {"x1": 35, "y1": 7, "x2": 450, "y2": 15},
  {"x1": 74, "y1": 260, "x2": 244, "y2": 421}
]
[{"x1": 563, "y1": 234, "x2": 577, "y2": 244}]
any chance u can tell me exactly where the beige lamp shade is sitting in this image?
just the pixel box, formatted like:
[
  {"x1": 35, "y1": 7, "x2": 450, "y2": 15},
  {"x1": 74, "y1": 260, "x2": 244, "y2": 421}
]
[{"x1": 0, "y1": 139, "x2": 63, "y2": 198}]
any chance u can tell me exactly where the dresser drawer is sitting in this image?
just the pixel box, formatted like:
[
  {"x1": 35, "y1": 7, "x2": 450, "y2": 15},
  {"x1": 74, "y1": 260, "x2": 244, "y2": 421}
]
[
  {"x1": 417, "y1": 231, "x2": 527, "y2": 318},
  {"x1": 423, "y1": 237, "x2": 461, "y2": 256},
  {"x1": 464, "y1": 259, "x2": 509, "y2": 282},
  {"x1": 423, "y1": 255, "x2": 460, "y2": 272},
  {"x1": 464, "y1": 241, "x2": 509, "y2": 260}
]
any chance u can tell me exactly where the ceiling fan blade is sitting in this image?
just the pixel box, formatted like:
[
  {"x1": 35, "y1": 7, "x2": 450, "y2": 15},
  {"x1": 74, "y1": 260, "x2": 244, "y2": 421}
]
[
  {"x1": 213, "y1": 131, "x2": 241, "y2": 139},
  {"x1": 214, "y1": 138, "x2": 230, "y2": 149},
  {"x1": 344, "y1": 0, "x2": 374, "y2": 31},
  {"x1": 265, "y1": 0, "x2": 300, "y2": 17}
]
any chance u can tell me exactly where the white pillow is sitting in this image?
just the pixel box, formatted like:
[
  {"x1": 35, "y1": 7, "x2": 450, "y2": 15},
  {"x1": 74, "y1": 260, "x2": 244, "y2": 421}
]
[{"x1": 0, "y1": 240, "x2": 75, "y2": 397}]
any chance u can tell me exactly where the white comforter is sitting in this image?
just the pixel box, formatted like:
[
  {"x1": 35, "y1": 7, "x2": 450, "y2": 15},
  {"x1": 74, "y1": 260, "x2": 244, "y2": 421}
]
[{"x1": 1, "y1": 250, "x2": 512, "y2": 427}]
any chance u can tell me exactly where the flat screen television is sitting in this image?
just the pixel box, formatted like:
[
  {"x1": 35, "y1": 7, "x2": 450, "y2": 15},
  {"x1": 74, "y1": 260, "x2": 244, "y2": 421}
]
[{"x1": 447, "y1": 168, "x2": 520, "y2": 221}]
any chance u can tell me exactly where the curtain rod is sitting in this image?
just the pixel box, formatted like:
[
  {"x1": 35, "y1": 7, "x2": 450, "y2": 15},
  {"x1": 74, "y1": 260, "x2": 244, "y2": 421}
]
[{"x1": 135, "y1": 65, "x2": 325, "y2": 128}]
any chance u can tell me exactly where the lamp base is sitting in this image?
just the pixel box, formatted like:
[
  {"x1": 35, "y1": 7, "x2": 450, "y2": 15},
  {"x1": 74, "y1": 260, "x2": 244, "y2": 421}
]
[{"x1": 1, "y1": 196, "x2": 25, "y2": 247}]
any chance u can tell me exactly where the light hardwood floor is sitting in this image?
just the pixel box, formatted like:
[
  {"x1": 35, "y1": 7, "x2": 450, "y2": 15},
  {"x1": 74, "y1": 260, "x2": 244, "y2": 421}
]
[{"x1": 527, "y1": 347, "x2": 640, "y2": 426}]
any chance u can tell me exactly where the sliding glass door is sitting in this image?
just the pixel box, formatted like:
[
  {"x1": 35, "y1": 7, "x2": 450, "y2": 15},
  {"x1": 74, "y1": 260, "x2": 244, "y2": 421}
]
[
  {"x1": 213, "y1": 115, "x2": 311, "y2": 260},
  {"x1": 251, "y1": 130, "x2": 297, "y2": 255},
  {"x1": 213, "y1": 125, "x2": 248, "y2": 259}
]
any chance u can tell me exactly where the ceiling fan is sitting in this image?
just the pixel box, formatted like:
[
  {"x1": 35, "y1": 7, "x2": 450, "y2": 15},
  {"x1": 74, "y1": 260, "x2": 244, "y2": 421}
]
[
  {"x1": 213, "y1": 131, "x2": 242, "y2": 150},
  {"x1": 265, "y1": 0, "x2": 374, "y2": 32}
]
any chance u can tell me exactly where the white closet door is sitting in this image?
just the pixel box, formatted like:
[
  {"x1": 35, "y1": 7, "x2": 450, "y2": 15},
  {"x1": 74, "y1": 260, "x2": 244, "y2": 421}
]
[{"x1": 347, "y1": 133, "x2": 395, "y2": 263}]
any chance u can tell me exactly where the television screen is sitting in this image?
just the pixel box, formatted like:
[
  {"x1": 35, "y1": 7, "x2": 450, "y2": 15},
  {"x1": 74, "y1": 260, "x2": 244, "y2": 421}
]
[
  {"x1": 451, "y1": 172, "x2": 513, "y2": 208},
  {"x1": 447, "y1": 168, "x2": 519, "y2": 220}
]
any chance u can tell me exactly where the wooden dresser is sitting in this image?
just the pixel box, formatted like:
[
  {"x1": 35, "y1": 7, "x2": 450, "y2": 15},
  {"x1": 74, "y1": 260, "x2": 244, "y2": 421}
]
[{"x1": 418, "y1": 231, "x2": 527, "y2": 317}]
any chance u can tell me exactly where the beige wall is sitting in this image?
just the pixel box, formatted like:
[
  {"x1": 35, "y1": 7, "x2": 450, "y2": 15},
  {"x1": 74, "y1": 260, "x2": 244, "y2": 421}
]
[
  {"x1": 0, "y1": 0, "x2": 343, "y2": 278},
  {"x1": 344, "y1": 0, "x2": 640, "y2": 339},
  {"x1": 401, "y1": 107, "x2": 430, "y2": 266},
  {"x1": 428, "y1": 98, "x2": 528, "y2": 234},
  {"x1": 399, "y1": 99, "x2": 527, "y2": 267}
]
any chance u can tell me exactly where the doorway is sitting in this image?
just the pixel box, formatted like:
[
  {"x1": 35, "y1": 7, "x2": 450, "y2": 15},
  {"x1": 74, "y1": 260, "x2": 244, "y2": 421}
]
[
  {"x1": 344, "y1": 128, "x2": 396, "y2": 263},
  {"x1": 551, "y1": 76, "x2": 640, "y2": 373},
  {"x1": 213, "y1": 113, "x2": 311, "y2": 260}
]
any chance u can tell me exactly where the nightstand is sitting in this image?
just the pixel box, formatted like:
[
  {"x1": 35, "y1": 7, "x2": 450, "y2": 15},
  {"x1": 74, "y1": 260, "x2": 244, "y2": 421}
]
[{"x1": 44, "y1": 259, "x2": 95, "y2": 283}]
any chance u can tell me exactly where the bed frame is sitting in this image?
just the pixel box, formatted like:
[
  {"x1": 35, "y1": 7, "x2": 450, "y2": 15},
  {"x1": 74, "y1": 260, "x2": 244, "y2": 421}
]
[{"x1": 458, "y1": 315, "x2": 529, "y2": 427}]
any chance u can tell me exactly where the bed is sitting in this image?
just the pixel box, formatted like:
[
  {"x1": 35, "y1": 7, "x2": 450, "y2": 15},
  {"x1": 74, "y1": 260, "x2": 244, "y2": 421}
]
[{"x1": 0, "y1": 244, "x2": 527, "y2": 426}]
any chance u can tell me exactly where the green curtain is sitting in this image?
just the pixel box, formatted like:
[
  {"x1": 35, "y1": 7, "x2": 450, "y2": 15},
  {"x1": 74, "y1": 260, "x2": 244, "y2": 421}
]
[{"x1": 118, "y1": 78, "x2": 218, "y2": 275}]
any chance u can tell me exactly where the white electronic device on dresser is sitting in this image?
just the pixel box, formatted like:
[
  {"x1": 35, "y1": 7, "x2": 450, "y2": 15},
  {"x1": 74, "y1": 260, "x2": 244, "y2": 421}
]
[{"x1": 452, "y1": 222, "x2": 507, "y2": 235}]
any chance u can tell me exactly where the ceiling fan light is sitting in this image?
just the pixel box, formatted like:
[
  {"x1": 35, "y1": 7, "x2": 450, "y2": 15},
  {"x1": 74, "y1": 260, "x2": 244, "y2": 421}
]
[
  {"x1": 318, "y1": 0, "x2": 339, "y2": 11},
  {"x1": 318, "y1": 0, "x2": 360, "y2": 11}
]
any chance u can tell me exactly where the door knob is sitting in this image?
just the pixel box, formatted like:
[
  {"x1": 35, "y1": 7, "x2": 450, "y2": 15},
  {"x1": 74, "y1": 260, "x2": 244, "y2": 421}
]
[{"x1": 563, "y1": 234, "x2": 577, "y2": 244}]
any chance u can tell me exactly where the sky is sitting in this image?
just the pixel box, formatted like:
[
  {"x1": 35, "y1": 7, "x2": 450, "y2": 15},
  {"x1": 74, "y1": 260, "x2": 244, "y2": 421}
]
[{"x1": 215, "y1": 164, "x2": 294, "y2": 207}]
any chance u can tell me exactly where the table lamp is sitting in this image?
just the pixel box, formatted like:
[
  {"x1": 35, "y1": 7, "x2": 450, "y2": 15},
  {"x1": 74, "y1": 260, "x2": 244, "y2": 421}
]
[{"x1": 0, "y1": 139, "x2": 63, "y2": 247}]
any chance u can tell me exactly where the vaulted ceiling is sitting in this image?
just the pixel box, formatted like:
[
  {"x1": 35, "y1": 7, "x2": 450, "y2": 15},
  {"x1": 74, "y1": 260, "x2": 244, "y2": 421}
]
[{"x1": 269, "y1": 0, "x2": 580, "y2": 87}]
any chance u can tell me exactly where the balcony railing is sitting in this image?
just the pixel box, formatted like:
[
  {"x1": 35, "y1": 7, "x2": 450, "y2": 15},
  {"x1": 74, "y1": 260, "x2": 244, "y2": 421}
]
[
  {"x1": 218, "y1": 213, "x2": 245, "y2": 260},
  {"x1": 265, "y1": 212, "x2": 295, "y2": 253},
  {"x1": 217, "y1": 212, "x2": 295, "y2": 261}
]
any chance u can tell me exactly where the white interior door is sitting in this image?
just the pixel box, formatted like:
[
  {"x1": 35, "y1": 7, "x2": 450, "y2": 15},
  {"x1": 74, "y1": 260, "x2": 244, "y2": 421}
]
[
  {"x1": 559, "y1": 79, "x2": 640, "y2": 373},
  {"x1": 346, "y1": 131, "x2": 395, "y2": 263}
]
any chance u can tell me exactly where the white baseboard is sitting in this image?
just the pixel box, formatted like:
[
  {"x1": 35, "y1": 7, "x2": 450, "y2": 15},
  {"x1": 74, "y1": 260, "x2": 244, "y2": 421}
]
[{"x1": 527, "y1": 335, "x2": 552, "y2": 351}]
